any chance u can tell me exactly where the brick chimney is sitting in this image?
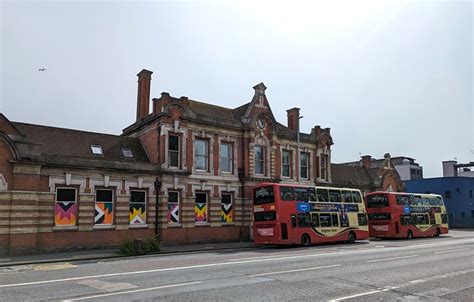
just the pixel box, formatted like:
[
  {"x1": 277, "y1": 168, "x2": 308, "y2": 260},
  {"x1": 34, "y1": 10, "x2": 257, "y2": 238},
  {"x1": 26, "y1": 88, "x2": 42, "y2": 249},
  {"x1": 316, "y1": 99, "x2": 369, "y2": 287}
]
[
  {"x1": 361, "y1": 155, "x2": 372, "y2": 169},
  {"x1": 136, "y1": 69, "x2": 153, "y2": 121},
  {"x1": 287, "y1": 107, "x2": 300, "y2": 131}
]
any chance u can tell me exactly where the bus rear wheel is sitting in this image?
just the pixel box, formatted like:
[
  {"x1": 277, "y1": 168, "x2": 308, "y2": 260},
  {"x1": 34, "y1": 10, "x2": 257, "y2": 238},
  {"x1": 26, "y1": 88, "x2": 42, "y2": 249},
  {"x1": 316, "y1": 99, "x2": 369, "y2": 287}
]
[
  {"x1": 301, "y1": 234, "x2": 311, "y2": 247},
  {"x1": 347, "y1": 231, "x2": 356, "y2": 244},
  {"x1": 434, "y1": 228, "x2": 440, "y2": 237},
  {"x1": 407, "y1": 230, "x2": 413, "y2": 240}
]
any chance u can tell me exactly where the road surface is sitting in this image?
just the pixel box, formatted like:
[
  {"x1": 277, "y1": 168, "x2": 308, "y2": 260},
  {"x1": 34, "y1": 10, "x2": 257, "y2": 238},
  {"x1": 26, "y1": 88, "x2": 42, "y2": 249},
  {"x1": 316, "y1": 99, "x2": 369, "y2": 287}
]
[{"x1": 0, "y1": 230, "x2": 472, "y2": 301}]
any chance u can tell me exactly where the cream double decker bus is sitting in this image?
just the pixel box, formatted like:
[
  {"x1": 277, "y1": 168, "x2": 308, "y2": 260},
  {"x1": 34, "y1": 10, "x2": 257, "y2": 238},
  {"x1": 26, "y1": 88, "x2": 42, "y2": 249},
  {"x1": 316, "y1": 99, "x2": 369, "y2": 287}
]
[
  {"x1": 253, "y1": 183, "x2": 369, "y2": 246},
  {"x1": 366, "y1": 192, "x2": 449, "y2": 239}
]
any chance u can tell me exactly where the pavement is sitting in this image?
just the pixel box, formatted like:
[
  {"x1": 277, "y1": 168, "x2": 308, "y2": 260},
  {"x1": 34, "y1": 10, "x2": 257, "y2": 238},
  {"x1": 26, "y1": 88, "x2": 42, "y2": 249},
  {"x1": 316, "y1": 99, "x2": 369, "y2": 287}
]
[{"x1": 0, "y1": 241, "x2": 255, "y2": 267}]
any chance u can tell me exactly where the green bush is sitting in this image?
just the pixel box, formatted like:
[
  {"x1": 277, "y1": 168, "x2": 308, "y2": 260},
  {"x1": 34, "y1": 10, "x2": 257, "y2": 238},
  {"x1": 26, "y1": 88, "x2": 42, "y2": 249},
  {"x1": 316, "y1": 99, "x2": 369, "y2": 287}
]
[{"x1": 119, "y1": 236, "x2": 160, "y2": 256}]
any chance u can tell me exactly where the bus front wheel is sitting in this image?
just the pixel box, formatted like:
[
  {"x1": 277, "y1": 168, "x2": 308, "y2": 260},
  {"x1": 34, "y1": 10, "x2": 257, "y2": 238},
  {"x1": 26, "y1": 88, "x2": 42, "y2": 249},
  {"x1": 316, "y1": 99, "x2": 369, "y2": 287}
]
[
  {"x1": 301, "y1": 234, "x2": 311, "y2": 247},
  {"x1": 407, "y1": 230, "x2": 413, "y2": 240},
  {"x1": 347, "y1": 231, "x2": 356, "y2": 244},
  {"x1": 434, "y1": 228, "x2": 440, "y2": 237}
]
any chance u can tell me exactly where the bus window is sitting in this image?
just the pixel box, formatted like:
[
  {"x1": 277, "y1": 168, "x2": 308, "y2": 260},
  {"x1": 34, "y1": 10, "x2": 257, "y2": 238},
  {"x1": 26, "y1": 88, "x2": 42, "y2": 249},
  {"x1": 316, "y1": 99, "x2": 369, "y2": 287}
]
[
  {"x1": 396, "y1": 195, "x2": 410, "y2": 205},
  {"x1": 294, "y1": 187, "x2": 309, "y2": 201},
  {"x1": 317, "y1": 189, "x2": 329, "y2": 202},
  {"x1": 368, "y1": 213, "x2": 391, "y2": 220},
  {"x1": 352, "y1": 191, "x2": 362, "y2": 203},
  {"x1": 329, "y1": 190, "x2": 341, "y2": 203},
  {"x1": 331, "y1": 213, "x2": 339, "y2": 227},
  {"x1": 358, "y1": 213, "x2": 368, "y2": 226},
  {"x1": 410, "y1": 195, "x2": 421, "y2": 206},
  {"x1": 319, "y1": 213, "x2": 331, "y2": 227},
  {"x1": 436, "y1": 196, "x2": 444, "y2": 206},
  {"x1": 297, "y1": 213, "x2": 311, "y2": 227},
  {"x1": 291, "y1": 214, "x2": 297, "y2": 228},
  {"x1": 254, "y1": 211, "x2": 276, "y2": 221},
  {"x1": 343, "y1": 191, "x2": 353, "y2": 203},
  {"x1": 254, "y1": 186, "x2": 275, "y2": 205},
  {"x1": 311, "y1": 213, "x2": 319, "y2": 227},
  {"x1": 280, "y1": 186, "x2": 295, "y2": 201},
  {"x1": 441, "y1": 213, "x2": 448, "y2": 224},
  {"x1": 308, "y1": 187, "x2": 317, "y2": 201},
  {"x1": 421, "y1": 198, "x2": 430, "y2": 206},
  {"x1": 366, "y1": 194, "x2": 389, "y2": 208},
  {"x1": 400, "y1": 214, "x2": 412, "y2": 225}
]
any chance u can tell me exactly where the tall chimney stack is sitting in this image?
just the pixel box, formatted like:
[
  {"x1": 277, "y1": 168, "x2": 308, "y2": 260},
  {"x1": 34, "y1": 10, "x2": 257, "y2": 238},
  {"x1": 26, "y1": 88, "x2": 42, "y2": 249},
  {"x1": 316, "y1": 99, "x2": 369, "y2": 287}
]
[
  {"x1": 286, "y1": 107, "x2": 300, "y2": 131},
  {"x1": 361, "y1": 155, "x2": 372, "y2": 169},
  {"x1": 136, "y1": 69, "x2": 153, "y2": 121}
]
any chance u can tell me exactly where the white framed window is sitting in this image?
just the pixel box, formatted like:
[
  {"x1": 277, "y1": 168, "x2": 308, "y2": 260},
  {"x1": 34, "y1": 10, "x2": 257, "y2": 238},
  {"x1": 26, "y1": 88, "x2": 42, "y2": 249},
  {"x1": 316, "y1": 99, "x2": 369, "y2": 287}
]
[
  {"x1": 167, "y1": 191, "x2": 180, "y2": 224},
  {"x1": 168, "y1": 135, "x2": 180, "y2": 168},
  {"x1": 195, "y1": 139, "x2": 208, "y2": 171},
  {"x1": 122, "y1": 148, "x2": 133, "y2": 158},
  {"x1": 320, "y1": 155, "x2": 328, "y2": 180},
  {"x1": 220, "y1": 143, "x2": 233, "y2": 173},
  {"x1": 130, "y1": 191, "x2": 146, "y2": 224},
  {"x1": 55, "y1": 188, "x2": 77, "y2": 226},
  {"x1": 255, "y1": 145, "x2": 265, "y2": 175},
  {"x1": 195, "y1": 192, "x2": 208, "y2": 224},
  {"x1": 221, "y1": 193, "x2": 233, "y2": 223},
  {"x1": 95, "y1": 189, "x2": 114, "y2": 225},
  {"x1": 90, "y1": 145, "x2": 103, "y2": 156},
  {"x1": 282, "y1": 150, "x2": 291, "y2": 178},
  {"x1": 300, "y1": 152, "x2": 309, "y2": 179}
]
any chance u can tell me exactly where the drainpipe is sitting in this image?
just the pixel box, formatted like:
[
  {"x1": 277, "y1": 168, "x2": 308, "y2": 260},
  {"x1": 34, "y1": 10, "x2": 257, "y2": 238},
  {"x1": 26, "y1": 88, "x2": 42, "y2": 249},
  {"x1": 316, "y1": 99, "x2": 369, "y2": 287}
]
[{"x1": 154, "y1": 179, "x2": 162, "y2": 241}]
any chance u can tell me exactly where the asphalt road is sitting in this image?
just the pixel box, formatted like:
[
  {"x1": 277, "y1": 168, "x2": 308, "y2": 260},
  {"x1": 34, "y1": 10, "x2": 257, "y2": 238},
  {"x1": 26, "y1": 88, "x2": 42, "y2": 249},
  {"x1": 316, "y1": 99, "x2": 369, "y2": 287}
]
[{"x1": 0, "y1": 230, "x2": 473, "y2": 302}]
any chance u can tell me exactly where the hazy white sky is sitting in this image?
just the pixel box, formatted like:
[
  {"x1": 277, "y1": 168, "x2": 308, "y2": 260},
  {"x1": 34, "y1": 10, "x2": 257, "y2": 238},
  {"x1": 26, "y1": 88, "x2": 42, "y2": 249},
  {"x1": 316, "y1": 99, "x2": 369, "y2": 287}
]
[{"x1": 1, "y1": 0, "x2": 472, "y2": 177}]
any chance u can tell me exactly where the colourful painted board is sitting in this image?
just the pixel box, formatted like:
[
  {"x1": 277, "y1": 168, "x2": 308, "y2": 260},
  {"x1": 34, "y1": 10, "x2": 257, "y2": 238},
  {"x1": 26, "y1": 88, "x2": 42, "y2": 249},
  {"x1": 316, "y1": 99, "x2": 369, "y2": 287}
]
[{"x1": 55, "y1": 202, "x2": 77, "y2": 226}]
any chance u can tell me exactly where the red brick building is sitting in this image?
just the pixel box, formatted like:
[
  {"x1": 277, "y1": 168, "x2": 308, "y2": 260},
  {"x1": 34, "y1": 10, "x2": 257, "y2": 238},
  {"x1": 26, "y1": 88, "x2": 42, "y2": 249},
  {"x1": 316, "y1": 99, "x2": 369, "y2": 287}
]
[
  {"x1": 0, "y1": 69, "x2": 333, "y2": 255},
  {"x1": 332, "y1": 153, "x2": 404, "y2": 194}
]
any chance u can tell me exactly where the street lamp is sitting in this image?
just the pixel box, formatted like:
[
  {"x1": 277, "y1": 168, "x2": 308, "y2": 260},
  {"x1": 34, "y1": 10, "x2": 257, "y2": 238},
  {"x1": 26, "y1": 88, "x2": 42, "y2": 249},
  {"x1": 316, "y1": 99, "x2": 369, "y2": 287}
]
[{"x1": 297, "y1": 116, "x2": 304, "y2": 184}]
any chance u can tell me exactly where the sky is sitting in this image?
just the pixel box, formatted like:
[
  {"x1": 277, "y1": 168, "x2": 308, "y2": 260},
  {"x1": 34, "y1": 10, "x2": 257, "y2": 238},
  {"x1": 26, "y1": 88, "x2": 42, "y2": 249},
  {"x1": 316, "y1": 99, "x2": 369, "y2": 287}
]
[{"x1": 1, "y1": 0, "x2": 472, "y2": 178}]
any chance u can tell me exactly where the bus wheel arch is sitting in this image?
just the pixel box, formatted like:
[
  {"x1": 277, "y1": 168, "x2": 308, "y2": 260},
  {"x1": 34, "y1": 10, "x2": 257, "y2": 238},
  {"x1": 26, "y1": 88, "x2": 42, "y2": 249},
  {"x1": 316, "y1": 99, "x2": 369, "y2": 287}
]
[
  {"x1": 301, "y1": 234, "x2": 311, "y2": 247},
  {"x1": 407, "y1": 230, "x2": 413, "y2": 239},
  {"x1": 347, "y1": 231, "x2": 356, "y2": 244}
]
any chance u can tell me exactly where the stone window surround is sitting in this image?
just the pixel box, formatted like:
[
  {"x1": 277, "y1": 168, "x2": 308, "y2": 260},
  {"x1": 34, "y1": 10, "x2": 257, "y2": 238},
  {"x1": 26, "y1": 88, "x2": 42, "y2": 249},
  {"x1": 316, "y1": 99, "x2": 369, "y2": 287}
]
[
  {"x1": 49, "y1": 174, "x2": 155, "y2": 195},
  {"x1": 192, "y1": 131, "x2": 214, "y2": 175},
  {"x1": 251, "y1": 134, "x2": 271, "y2": 178},
  {"x1": 218, "y1": 135, "x2": 238, "y2": 177},
  {"x1": 161, "y1": 122, "x2": 188, "y2": 171},
  {"x1": 167, "y1": 190, "x2": 181, "y2": 225},
  {"x1": 317, "y1": 147, "x2": 331, "y2": 183}
]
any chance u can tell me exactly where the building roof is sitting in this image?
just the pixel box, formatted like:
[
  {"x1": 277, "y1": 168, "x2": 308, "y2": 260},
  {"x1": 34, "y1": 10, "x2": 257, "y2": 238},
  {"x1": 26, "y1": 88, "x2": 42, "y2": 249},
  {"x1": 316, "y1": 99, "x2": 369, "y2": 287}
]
[
  {"x1": 10, "y1": 122, "x2": 153, "y2": 170},
  {"x1": 331, "y1": 163, "x2": 372, "y2": 187}
]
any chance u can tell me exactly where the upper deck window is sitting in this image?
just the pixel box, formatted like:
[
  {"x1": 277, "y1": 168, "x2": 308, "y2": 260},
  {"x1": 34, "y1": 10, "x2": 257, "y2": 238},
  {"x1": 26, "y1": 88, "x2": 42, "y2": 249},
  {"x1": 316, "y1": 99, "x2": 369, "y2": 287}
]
[
  {"x1": 366, "y1": 194, "x2": 389, "y2": 208},
  {"x1": 254, "y1": 186, "x2": 275, "y2": 205}
]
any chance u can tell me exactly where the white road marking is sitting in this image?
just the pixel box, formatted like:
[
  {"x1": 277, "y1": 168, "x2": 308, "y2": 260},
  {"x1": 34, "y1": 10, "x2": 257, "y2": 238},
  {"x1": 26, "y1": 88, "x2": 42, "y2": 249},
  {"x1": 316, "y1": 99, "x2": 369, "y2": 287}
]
[
  {"x1": 249, "y1": 264, "x2": 341, "y2": 277},
  {"x1": 366, "y1": 254, "x2": 418, "y2": 263},
  {"x1": 328, "y1": 290, "x2": 382, "y2": 301},
  {"x1": 61, "y1": 281, "x2": 202, "y2": 301},
  {"x1": 434, "y1": 248, "x2": 470, "y2": 254},
  {"x1": 1, "y1": 238, "x2": 473, "y2": 289},
  {"x1": 74, "y1": 279, "x2": 138, "y2": 292}
]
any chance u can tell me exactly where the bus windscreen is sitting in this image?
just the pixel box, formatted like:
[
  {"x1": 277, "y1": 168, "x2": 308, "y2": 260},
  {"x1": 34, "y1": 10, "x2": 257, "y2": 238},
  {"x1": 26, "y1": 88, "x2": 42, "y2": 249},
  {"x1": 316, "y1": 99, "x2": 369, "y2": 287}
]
[
  {"x1": 254, "y1": 186, "x2": 275, "y2": 205},
  {"x1": 366, "y1": 194, "x2": 389, "y2": 208}
]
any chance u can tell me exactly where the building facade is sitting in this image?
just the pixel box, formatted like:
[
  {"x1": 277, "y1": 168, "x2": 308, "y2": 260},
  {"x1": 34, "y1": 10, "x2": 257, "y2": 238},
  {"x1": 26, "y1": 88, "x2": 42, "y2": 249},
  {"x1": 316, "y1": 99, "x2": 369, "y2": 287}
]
[
  {"x1": 0, "y1": 69, "x2": 333, "y2": 255},
  {"x1": 442, "y1": 160, "x2": 474, "y2": 178},
  {"x1": 405, "y1": 177, "x2": 474, "y2": 228}
]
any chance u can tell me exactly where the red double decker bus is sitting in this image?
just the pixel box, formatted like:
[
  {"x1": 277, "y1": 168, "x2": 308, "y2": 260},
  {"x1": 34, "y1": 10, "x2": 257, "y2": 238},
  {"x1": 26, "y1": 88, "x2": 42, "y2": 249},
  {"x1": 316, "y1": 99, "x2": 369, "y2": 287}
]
[
  {"x1": 366, "y1": 191, "x2": 449, "y2": 239},
  {"x1": 253, "y1": 183, "x2": 369, "y2": 246}
]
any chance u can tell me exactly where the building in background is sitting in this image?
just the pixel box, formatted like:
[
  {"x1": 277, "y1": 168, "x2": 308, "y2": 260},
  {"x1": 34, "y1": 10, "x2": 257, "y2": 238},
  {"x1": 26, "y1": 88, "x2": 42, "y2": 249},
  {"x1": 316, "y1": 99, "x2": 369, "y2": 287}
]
[
  {"x1": 442, "y1": 160, "x2": 474, "y2": 178},
  {"x1": 0, "y1": 69, "x2": 333, "y2": 255},
  {"x1": 343, "y1": 155, "x2": 422, "y2": 181},
  {"x1": 405, "y1": 176, "x2": 474, "y2": 229},
  {"x1": 332, "y1": 153, "x2": 404, "y2": 194}
]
